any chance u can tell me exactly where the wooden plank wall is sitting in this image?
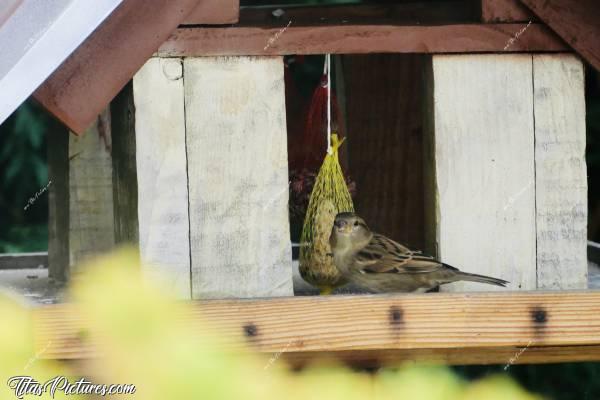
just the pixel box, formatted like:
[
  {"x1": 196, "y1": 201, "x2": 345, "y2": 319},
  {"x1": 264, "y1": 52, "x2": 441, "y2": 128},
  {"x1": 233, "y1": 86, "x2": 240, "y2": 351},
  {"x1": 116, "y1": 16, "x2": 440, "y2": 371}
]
[
  {"x1": 428, "y1": 53, "x2": 588, "y2": 291},
  {"x1": 68, "y1": 110, "x2": 116, "y2": 271},
  {"x1": 533, "y1": 54, "x2": 587, "y2": 289},
  {"x1": 184, "y1": 56, "x2": 294, "y2": 299},
  {"x1": 128, "y1": 52, "x2": 587, "y2": 295},
  {"x1": 134, "y1": 56, "x2": 293, "y2": 299},
  {"x1": 342, "y1": 54, "x2": 426, "y2": 249},
  {"x1": 49, "y1": 90, "x2": 138, "y2": 282},
  {"x1": 110, "y1": 82, "x2": 139, "y2": 246},
  {"x1": 133, "y1": 57, "x2": 191, "y2": 299},
  {"x1": 429, "y1": 54, "x2": 537, "y2": 291},
  {"x1": 47, "y1": 127, "x2": 69, "y2": 283}
]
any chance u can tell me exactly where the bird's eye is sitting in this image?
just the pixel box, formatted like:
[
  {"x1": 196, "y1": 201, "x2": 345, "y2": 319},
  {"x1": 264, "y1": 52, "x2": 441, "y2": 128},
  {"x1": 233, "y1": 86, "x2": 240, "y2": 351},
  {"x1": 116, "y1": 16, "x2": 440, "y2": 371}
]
[{"x1": 354, "y1": 221, "x2": 359, "y2": 227}]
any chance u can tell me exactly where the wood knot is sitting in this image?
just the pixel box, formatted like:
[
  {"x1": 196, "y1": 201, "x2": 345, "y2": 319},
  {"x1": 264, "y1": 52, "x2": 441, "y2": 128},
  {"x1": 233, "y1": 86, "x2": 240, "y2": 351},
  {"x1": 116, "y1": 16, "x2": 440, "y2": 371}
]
[
  {"x1": 243, "y1": 323, "x2": 258, "y2": 338},
  {"x1": 389, "y1": 306, "x2": 403, "y2": 327},
  {"x1": 530, "y1": 307, "x2": 547, "y2": 324}
]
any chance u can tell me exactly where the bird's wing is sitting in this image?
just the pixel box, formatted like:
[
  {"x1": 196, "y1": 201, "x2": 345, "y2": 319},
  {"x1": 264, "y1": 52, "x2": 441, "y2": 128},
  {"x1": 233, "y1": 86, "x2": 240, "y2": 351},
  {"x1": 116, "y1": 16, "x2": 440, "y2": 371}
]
[{"x1": 355, "y1": 234, "x2": 445, "y2": 274}]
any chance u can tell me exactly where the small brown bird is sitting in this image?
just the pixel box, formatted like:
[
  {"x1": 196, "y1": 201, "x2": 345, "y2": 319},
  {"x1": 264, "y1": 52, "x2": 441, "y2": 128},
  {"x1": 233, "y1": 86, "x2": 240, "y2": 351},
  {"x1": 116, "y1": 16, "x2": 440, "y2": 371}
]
[{"x1": 329, "y1": 212, "x2": 508, "y2": 293}]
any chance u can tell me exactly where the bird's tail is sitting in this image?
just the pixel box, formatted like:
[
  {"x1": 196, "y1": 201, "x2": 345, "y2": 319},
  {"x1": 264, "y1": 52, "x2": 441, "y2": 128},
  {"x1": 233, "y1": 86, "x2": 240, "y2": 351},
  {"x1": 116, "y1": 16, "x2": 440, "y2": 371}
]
[{"x1": 455, "y1": 271, "x2": 509, "y2": 287}]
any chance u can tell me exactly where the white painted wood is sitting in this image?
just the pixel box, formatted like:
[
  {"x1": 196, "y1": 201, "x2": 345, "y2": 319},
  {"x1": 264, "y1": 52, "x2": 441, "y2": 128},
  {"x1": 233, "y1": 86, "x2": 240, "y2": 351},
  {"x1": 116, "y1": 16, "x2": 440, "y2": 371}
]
[
  {"x1": 133, "y1": 57, "x2": 191, "y2": 299},
  {"x1": 431, "y1": 54, "x2": 536, "y2": 291},
  {"x1": 534, "y1": 54, "x2": 587, "y2": 289},
  {"x1": 68, "y1": 109, "x2": 115, "y2": 270},
  {"x1": 184, "y1": 56, "x2": 294, "y2": 299}
]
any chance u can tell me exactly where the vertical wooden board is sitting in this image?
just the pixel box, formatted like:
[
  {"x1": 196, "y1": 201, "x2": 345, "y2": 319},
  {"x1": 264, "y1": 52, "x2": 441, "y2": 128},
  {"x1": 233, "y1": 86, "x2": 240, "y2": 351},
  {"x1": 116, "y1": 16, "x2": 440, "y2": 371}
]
[
  {"x1": 423, "y1": 56, "x2": 438, "y2": 259},
  {"x1": 431, "y1": 54, "x2": 536, "y2": 291},
  {"x1": 184, "y1": 56, "x2": 294, "y2": 299},
  {"x1": 133, "y1": 57, "x2": 191, "y2": 299},
  {"x1": 111, "y1": 82, "x2": 139, "y2": 246},
  {"x1": 534, "y1": 54, "x2": 587, "y2": 289},
  {"x1": 343, "y1": 54, "x2": 426, "y2": 249},
  {"x1": 68, "y1": 109, "x2": 115, "y2": 270},
  {"x1": 47, "y1": 127, "x2": 69, "y2": 283}
]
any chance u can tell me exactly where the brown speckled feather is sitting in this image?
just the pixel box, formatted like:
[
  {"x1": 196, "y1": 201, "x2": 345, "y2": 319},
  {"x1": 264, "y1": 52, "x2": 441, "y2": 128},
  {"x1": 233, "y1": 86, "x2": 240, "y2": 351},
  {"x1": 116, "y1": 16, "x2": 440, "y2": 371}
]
[{"x1": 356, "y1": 234, "x2": 448, "y2": 275}]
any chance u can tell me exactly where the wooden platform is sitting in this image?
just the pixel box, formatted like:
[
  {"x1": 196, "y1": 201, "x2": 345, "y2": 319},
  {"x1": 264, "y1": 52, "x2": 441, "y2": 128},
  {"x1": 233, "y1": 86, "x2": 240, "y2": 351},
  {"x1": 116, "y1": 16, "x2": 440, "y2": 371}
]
[{"x1": 33, "y1": 291, "x2": 600, "y2": 366}]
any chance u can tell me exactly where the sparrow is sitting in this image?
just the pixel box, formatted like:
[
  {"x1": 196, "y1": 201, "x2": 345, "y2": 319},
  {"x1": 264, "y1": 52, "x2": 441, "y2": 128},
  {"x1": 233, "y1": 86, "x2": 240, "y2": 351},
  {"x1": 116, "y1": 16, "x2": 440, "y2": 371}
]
[{"x1": 329, "y1": 212, "x2": 508, "y2": 293}]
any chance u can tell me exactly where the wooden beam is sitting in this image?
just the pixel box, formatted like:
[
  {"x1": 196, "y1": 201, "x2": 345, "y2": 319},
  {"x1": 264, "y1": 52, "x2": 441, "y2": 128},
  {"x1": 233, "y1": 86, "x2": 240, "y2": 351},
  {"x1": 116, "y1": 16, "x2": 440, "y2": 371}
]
[
  {"x1": 33, "y1": 0, "x2": 205, "y2": 134},
  {"x1": 157, "y1": 24, "x2": 567, "y2": 57},
  {"x1": 519, "y1": 0, "x2": 600, "y2": 71},
  {"x1": 183, "y1": 0, "x2": 239, "y2": 25},
  {"x1": 281, "y1": 345, "x2": 600, "y2": 367},
  {"x1": 481, "y1": 0, "x2": 534, "y2": 22},
  {"x1": 230, "y1": 1, "x2": 479, "y2": 27},
  {"x1": 0, "y1": 252, "x2": 47, "y2": 270},
  {"x1": 33, "y1": 291, "x2": 600, "y2": 365}
]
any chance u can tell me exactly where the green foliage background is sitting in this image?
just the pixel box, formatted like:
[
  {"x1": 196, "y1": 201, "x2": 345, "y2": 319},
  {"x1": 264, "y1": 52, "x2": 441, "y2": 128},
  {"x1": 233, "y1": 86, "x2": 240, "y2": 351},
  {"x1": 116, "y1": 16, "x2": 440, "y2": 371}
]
[{"x1": 0, "y1": 100, "x2": 58, "y2": 252}]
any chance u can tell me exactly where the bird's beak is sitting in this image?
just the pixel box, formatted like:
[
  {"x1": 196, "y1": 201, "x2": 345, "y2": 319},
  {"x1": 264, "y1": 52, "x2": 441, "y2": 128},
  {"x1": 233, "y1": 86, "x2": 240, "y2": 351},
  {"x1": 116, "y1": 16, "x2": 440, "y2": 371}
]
[{"x1": 333, "y1": 220, "x2": 352, "y2": 234}]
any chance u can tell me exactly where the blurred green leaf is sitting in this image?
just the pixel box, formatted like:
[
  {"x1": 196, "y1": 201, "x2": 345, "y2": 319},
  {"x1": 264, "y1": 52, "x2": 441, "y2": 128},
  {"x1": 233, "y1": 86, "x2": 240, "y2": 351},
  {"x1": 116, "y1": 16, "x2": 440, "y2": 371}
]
[
  {"x1": 32, "y1": 156, "x2": 48, "y2": 187},
  {"x1": 4, "y1": 154, "x2": 25, "y2": 184},
  {"x1": 0, "y1": 99, "x2": 54, "y2": 252}
]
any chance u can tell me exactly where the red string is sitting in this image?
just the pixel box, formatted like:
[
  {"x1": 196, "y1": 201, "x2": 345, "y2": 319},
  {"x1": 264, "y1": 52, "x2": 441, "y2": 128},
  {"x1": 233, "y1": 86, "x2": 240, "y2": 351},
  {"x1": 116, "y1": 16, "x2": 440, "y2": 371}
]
[{"x1": 300, "y1": 74, "x2": 343, "y2": 172}]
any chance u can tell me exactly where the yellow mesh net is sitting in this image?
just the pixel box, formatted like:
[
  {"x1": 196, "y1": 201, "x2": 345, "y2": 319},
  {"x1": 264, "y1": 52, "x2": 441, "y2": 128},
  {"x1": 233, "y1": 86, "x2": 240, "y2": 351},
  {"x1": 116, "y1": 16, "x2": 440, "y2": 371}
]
[{"x1": 299, "y1": 133, "x2": 354, "y2": 292}]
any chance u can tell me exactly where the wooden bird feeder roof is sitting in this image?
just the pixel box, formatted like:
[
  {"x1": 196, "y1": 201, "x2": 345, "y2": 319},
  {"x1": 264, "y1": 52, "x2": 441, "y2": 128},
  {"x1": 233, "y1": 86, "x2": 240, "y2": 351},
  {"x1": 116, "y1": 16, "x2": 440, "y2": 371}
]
[{"x1": 0, "y1": 0, "x2": 598, "y2": 134}]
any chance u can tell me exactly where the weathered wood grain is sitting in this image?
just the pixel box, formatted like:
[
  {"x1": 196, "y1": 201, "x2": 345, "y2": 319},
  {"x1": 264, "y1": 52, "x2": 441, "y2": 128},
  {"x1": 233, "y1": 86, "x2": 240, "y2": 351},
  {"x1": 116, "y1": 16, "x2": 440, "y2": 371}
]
[
  {"x1": 158, "y1": 24, "x2": 566, "y2": 57},
  {"x1": 33, "y1": 291, "x2": 600, "y2": 365},
  {"x1": 423, "y1": 56, "x2": 438, "y2": 258},
  {"x1": 184, "y1": 56, "x2": 293, "y2": 299},
  {"x1": 110, "y1": 81, "x2": 139, "y2": 246},
  {"x1": 534, "y1": 54, "x2": 587, "y2": 289},
  {"x1": 343, "y1": 54, "x2": 426, "y2": 248},
  {"x1": 481, "y1": 0, "x2": 533, "y2": 22},
  {"x1": 133, "y1": 58, "x2": 191, "y2": 299},
  {"x1": 68, "y1": 110, "x2": 115, "y2": 271},
  {"x1": 182, "y1": 0, "x2": 239, "y2": 25},
  {"x1": 520, "y1": 0, "x2": 600, "y2": 71},
  {"x1": 33, "y1": 0, "x2": 205, "y2": 133},
  {"x1": 0, "y1": 252, "x2": 47, "y2": 270},
  {"x1": 428, "y1": 54, "x2": 536, "y2": 291},
  {"x1": 233, "y1": 2, "x2": 478, "y2": 26},
  {"x1": 47, "y1": 127, "x2": 69, "y2": 283}
]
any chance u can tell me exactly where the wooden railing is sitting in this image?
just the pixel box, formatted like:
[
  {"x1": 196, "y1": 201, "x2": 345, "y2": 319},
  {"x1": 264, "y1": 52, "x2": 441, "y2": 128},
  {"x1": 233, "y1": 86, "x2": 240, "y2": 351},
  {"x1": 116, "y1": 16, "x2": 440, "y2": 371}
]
[{"x1": 33, "y1": 291, "x2": 600, "y2": 366}]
